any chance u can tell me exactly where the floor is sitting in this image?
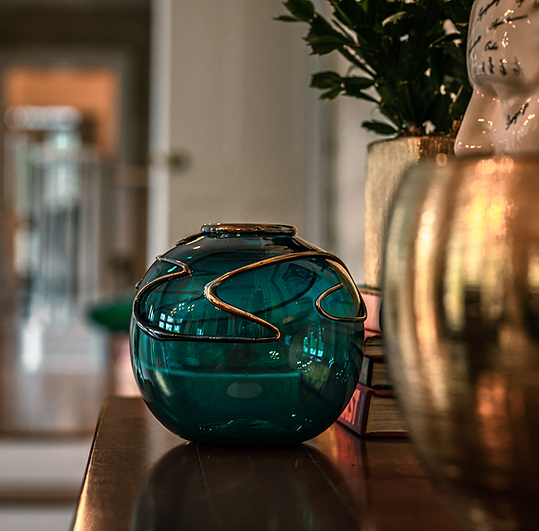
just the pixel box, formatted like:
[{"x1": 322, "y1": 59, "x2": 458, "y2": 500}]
[
  {"x1": 0, "y1": 303, "x2": 137, "y2": 531},
  {"x1": 0, "y1": 440, "x2": 93, "y2": 531}
]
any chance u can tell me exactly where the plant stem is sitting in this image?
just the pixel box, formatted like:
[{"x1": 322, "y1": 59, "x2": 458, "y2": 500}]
[{"x1": 339, "y1": 46, "x2": 377, "y2": 78}]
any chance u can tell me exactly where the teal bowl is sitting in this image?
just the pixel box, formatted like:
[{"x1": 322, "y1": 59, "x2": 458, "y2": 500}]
[{"x1": 130, "y1": 223, "x2": 365, "y2": 446}]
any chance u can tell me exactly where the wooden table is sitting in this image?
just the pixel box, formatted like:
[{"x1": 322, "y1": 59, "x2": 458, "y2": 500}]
[{"x1": 71, "y1": 397, "x2": 465, "y2": 531}]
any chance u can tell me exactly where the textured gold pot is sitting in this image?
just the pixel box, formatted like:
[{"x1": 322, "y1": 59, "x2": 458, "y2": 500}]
[
  {"x1": 383, "y1": 156, "x2": 539, "y2": 531},
  {"x1": 364, "y1": 136, "x2": 455, "y2": 290}
]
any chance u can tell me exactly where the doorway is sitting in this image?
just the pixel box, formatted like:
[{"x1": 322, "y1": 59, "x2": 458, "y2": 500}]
[{"x1": 0, "y1": 43, "x2": 148, "y2": 435}]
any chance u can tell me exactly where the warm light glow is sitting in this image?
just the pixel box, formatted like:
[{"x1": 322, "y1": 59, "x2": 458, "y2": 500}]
[
  {"x1": 72, "y1": 481, "x2": 91, "y2": 531},
  {"x1": 476, "y1": 373, "x2": 513, "y2": 470},
  {"x1": 499, "y1": 156, "x2": 514, "y2": 173},
  {"x1": 436, "y1": 153, "x2": 448, "y2": 166},
  {"x1": 2, "y1": 66, "x2": 119, "y2": 156},
  {"x1": 527, "y1": 248, "x2": 539, "y2": 293},
  {"x1": 413, "y1": 184, "x2": 449, "y2": 412},
  {"x1": 444, "y1": 224, "x2": 465, "y2": 334},
  {"x1": 464, "y1": 173, "x2": 509, "y2": 320},
  {"x1": 476, "y1": 158, "x2": 498, "y2": 175}
]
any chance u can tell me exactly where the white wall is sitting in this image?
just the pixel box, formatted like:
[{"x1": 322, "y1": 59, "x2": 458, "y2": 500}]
[
  {"x1": 147, "y1": 0, "x2": 328, "y2": 262},
  {"x1": 330, "y1": 94, "x2": 380, "y2": 285},
  {"x1": 147, "y1": 0, "x2": 379, "y2": 284}
]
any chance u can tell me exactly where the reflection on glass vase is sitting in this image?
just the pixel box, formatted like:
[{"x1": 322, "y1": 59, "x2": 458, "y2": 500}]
[
  {"x1": 130, "y1": 223, "x2": 365, "y2": 446},
  {"x1": 132, "y1": 443, "x2": 356, "y2": 531}
]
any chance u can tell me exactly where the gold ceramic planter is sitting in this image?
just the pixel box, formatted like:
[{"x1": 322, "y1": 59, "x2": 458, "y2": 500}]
[
  {"x1": 383, "y1": 156, "x2": 539, "y2": 531},
  {"x1": 364, "y1": 136, "x2": 454, "y2": 290}
]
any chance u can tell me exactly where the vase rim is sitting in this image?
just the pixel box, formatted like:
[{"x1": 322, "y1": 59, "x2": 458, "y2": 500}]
[{"x1": 201, "y1": 223, "x2": 297, "y2": 236}]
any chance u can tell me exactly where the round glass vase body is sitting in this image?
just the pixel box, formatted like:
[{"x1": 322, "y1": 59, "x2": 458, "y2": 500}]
[{"x1": 130, "y1": 224, "x2": 365, "y2": 446}]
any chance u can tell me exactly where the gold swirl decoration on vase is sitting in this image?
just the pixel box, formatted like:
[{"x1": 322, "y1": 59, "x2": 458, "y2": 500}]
[{"x1": 133, "y1": 251, "x2": 366, "y2": 343}]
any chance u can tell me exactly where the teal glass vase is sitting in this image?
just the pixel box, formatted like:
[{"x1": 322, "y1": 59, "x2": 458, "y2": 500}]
[{"x1": 130, "y1": 224, "x2": 365, "y2": 446}]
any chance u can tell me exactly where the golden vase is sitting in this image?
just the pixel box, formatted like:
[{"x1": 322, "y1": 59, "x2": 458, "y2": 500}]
[{"x1": 383, "y1": 156, "x2": 539, "y2": 531}]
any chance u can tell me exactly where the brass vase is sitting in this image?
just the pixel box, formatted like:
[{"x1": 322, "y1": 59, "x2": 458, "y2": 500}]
[
  {"x1": 383, "y1": 156, "x2": 539, "y2": 531},
  {"x1": 364, "y1": 136, "x2": 454, "y2": 290}
]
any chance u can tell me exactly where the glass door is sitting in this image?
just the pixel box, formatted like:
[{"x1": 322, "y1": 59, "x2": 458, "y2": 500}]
[{"x1": 0, "y1": 105, "x2": 109, "y2": 434}]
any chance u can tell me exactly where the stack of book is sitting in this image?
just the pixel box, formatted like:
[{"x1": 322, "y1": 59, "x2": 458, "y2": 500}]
[{"x1": 337, "y1": 288, "x2": 407, "y2": 437}]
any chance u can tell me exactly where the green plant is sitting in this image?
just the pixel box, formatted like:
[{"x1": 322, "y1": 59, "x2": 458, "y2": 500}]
[{"x1": 277, "y1": 0, "x2": 473, "y2": 137}]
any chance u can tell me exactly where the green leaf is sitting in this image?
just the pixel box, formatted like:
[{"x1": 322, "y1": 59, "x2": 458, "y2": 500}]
[
  {"x1": 382, "y1": 11, "x2": 407, "y2": 26},
  {"x1": 310, "y1": 13, "x2": 342, "y2": 38},
  {"x1": 361, "y1": 120, "x2": 399, "y2": 135},
  {"x1": 328, "y1": 0, "x2": 354, "y2": 28},
  {"x1": 342, "y1": 76, "x2": 378, "y2": 101},
  {"x1": 307, "y1": 35, "x2": 345, "y2": 55},
  {"x1": 320, "y1": 86, "x2": 344, "y2": 100},
  {"x1": 441, "y1": 0, "x2": 474, "y2": 26},
  {"x1": 449, "y1": 83, "x2": 472, "y2": 122},
  {"x1": 343, "y1": 76, "x2": 376, "y2": 90},
  {"x1": 394, "y1": 80, "x2": 418, "y2": 124},
  {"x1": 283, "y1": 0, "x2": 315, "y2": 22},
  {"x1": 426, "y1": 92, "x2": 453, "y2": 132},
  {"x1": 275, "y1": 0, "x2": 473, "y2": 136},
  {"x1": 430, "y1": 32, "x2": 463, "y2": 47},
  {"x1": 429, "y1": 46, "x2": 445, "y2": 87},
  {"x1": 335, "y1": 0, "x2": 366, "y2": 27},
  {"x1": 274, "y1": 15, "x2": 301, "y2": 22},
  {"x1": 311, "y1": 71, "x2": 343, "y2": 89},
  {"x1": 344, "y1": 89, "x2": 379, "y2": 104}
]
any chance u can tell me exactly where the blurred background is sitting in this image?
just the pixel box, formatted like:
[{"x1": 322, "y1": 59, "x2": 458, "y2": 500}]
[{"x1": 0, "y1": 0, "x2": 378, "y2": 529}]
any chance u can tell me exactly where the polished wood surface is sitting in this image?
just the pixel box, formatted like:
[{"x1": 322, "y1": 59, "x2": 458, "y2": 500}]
[
  {"x1": 0, "y1": 310, "x2": 129, "y2": 437},
  {"x1": 72, "y1": 397, "x2": 465, "y2": 531}
]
